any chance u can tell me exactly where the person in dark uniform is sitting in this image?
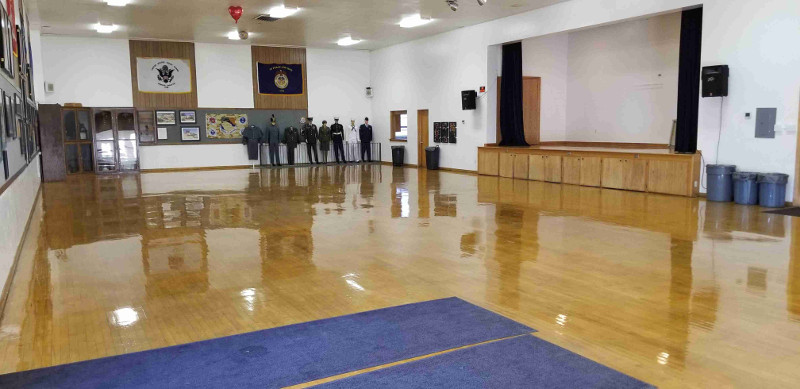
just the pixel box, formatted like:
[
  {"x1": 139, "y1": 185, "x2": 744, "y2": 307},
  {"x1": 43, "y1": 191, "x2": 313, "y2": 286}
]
[
  {"x1": 301, "y1": 117, "x2": 320, "y2": 164},
  {"x1": 330, "y1": 117, "x2": 346, "y2": 164},
  {"x1": 283, "y1": 123, "x2": 301, "y2": 165},
  {"x1": 318, "y1": 120, "x2": 332, "y2": 164},
  {"x1": 264, "y1": 115, "x2": 282, "y2": 166},
  {"x1": 241, "y1": 124, "x2": 263, "y2": 162},
  {"x1": 359, "y1": 117, "x2": 373, "y2": 162}
]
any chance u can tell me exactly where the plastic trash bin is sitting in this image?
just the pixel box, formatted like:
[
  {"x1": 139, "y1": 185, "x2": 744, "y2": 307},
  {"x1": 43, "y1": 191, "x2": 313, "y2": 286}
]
[
  {"x1": 425, "y1": 146, "x2": 440, "y2": 170},
  {"x1": 732, "y1": 172, "x2": 759, "y2": 205},
  {"x1": 391, "y1": 146, "x2": 405, "y2": 166},
  {"x1": 706, "y1": 164, "x2": 735, "y2": 202},
  {"x1": 757, "y1": 173, "x2": 789, "y2": 208}
]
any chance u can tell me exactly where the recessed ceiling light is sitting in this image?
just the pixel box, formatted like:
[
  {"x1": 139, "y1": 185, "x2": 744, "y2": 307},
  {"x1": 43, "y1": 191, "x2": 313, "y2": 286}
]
[
  {"x1": 268, "y1": 4, "x2": 299, "y2": 18},
  {"x1": 104, "y1": 0, "x2": 131, "y2": 6},
  {"x1": 337, "y1": 36, "x2": 362, "y2": 46},
  {"x1": 94, "y1": 23, "x2": 117, "y2": 33},
  {"x1": 399, "y1": 14, "x2": 433, "y2": 28},
  {"x1": 227, "y1": 31, "x2": 241, "y2": 40}
]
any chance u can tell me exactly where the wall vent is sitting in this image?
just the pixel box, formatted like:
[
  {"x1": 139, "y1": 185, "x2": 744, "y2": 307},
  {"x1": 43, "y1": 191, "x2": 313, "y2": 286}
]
[{"x1": 255, "y1": 14, "x2": 280, "y2": 22}]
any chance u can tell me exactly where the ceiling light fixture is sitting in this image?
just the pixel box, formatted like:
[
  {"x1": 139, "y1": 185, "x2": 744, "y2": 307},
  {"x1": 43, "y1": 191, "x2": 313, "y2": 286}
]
[
  {"x1": 337, "y1": 36, "x2": 362, "y2": 46},
  {"x1": 268, "y1": 4, "x2": 299, "y2": 19},
  {"x1": 227, "y1": 30, "x2": 241, "y2": 40},
  {"x1": 94, "y1": 23, "x2": 117, "y2": 33},
  {"x1": 446, "y1": 0, "x2": 458, "y2": 11},
  {"x1": 104, "y1": 0, "x2": 131, "y2": 6},
  {"x1": 477, "y1": 0, "x2": 488, "y2": 5},
  {"x1": 399, "y1": 14, "x2": 433, "y2": 28}
]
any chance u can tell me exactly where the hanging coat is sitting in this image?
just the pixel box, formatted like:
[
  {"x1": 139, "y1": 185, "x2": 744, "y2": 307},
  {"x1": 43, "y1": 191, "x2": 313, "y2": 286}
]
[
  {"x1": 347, "y1": 125, "x2": 359, "y2": 143},
  {"x1": 241, "y1": 125, "x2": 263, "y2": 160},
  {"x1": 318, "y1": 125, "x2": 332, "y2": 151},
  {"x1": 264, "y1": 123, "x2": 281, "y2": 145},
  {"x1": 283, "y1": 126, "x2": 301, "y2": 149},
  {"x1": 331, "y1": 123, "x2": 345, "y2": 143},
  {"x1": 301, "y1": 123, "x2": 319, "y2": 144}
]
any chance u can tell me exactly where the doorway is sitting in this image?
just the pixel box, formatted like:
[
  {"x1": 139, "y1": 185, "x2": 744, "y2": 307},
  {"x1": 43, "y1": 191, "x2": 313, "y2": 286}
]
[
  {"x1": 92, "y1": 108, "x2": 140, "y2": 173},
  {"x1": 417, "y1": 109, "x2": 429, "y2": 167}
]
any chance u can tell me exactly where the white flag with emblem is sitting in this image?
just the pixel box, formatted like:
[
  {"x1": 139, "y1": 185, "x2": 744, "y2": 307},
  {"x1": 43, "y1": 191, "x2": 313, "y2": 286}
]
[{"x1": 136, "y1": 58, "x2": 192, "y2": 93}]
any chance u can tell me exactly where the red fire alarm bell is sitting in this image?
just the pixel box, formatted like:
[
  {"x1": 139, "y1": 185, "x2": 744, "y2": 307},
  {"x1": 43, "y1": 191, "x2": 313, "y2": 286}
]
[{"x1": 479, "y1": 86, "x2": 486, "y2": 93}]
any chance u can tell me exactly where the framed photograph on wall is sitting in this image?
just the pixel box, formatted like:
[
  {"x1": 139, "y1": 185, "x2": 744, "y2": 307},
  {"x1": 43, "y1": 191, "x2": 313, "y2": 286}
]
[
  {"x1": 3, "y1": 93, "x2": 12, "y2": 139},
  {"x1": 157, "y1": 127, "x2": 168, "y2": 140},
  {"x1": 0, "y1": 4, "x2": 12, "y2": 78},
  {"x1": 156, "y1": 110, "x2": 176, "y2": 125},
  {"x1": 137, "y1": 110, "x2": 156, "y2": 144},
  {"x1": 179, "y1": 110, "x2": 196, "y2": 124},
  {"x1": 181, "y1": 127, "x2": 200, "y2": 142}
]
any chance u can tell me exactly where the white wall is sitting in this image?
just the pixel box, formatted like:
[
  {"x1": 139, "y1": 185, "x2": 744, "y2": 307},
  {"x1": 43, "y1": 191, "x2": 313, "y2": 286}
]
[
  {"x1": 307, "y1": 48, "x2": 372, "y2": 124},
  {"x1": 0, "y1": 158, "x2": 41, "y2": 297},
  {"x1": 565, "y1": 12, "x2": 680, "y2": 143},
  {"x1": 521, "y1": 33, "x2": 568, "y2": 142},
  {"x1": 370, "y1": 0, "x2": 800, "y2": 200},
  {"x1": 41, "y1": 35, "x2": 134, "y2": 107},
  {"x1": 139, "y1": 144, "x2": 256, "y2": 170},
  {"x1": 195, "y1": 43, "x2": 254, "y2": 108}
]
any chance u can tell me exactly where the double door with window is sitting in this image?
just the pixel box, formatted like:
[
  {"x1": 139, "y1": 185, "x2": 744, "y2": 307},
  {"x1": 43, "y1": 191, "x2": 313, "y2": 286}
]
[{"x1": 93, "y1": 109, "x2": 139, "y2": 173}]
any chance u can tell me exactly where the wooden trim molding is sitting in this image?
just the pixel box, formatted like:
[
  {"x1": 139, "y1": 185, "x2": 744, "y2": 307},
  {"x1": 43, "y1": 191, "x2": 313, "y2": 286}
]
[
  {"x1": 538, "y1": 141, "x2": 669, "y2": 149},
  {"x1": 141, "y1": 165, "x2": 255, "y2": 173}
]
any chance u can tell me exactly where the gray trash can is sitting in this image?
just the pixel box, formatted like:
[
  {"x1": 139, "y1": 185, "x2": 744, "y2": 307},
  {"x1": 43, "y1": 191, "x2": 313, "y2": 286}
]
[
  {"x1": 425, "y1": 146, "x2": 440, "y2": 170},
  {"x1": 706, "y1": 164, "x2": 736, "y2": 202},
  {"x1": 391, "y1": 146, "x2": 405, "y2": 166},
  {"x1": 757, "y1": 173, "x2": 789, "y2": 208},
  {"x1": 732, "y1": 172, "x2": 759, "y2": 205}
]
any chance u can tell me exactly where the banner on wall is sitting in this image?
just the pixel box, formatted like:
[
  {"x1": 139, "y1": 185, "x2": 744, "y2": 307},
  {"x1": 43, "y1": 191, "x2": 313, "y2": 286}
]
[
  {"x1": 206, "y1": 114, "x2": 248, "y2": 139},
  {"x1": 136, "y1": 57, "x2": 192, "y2": 93},
  {"x1": 257, "y1": 63, "x2": 303, "y2": 95}
]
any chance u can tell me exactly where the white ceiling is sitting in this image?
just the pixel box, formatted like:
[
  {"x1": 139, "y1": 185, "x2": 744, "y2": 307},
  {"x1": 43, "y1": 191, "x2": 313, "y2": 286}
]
[{"x1": 27, "y1": 0, "x2": 571, "y2": 50}]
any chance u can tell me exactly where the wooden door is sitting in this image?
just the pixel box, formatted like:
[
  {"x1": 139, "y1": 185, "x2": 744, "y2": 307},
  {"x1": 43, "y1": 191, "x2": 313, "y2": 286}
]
[
  {"x1": 580, "y1": 157, "x2": 602, "y2": 187},
  {"x1": 417, "y1": 110, "x2": 429, "y2": 167},
  {"x1": 625, "y1": 159, "x2": 648, "y2": 192},
  {"x1": 513, "y1": 154, "x2": 529, "y2": 179},
  {"x1": 496, "y1": 76, "x2": 541, "y2": 145},
  {"x1": 647, "y1": 159, "x2": 690, "y2": 196},
  {"x1": 562, "y1": 156, "x2": 581, "y2": 185},
  {"x1": 601, "y1": 158, "x2": 627, "y2": 190},
  {"x1": 477, "y1": 149, "x2": 499, "y2": 176},
  {"x1": 528, "y1": 154, "x2": 545, "y2": 181},
  {"x1": 499, "y1": 152, "x2": 514, "y2": 178},
  {"x1": 544, "y1": 155, "x2": 562, "y2": 183}
]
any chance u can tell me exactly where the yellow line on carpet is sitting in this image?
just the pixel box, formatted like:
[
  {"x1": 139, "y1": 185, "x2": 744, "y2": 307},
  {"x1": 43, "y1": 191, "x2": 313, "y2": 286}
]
[{"x1": 284, "y1": 333, "x2": 534, "y2": 388}]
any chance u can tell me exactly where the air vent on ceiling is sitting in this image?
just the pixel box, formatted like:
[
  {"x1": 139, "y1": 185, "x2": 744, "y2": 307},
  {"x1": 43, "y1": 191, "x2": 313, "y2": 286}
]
[{"x1": 255, "y1": 14, "x2": 280, "y2": 22}]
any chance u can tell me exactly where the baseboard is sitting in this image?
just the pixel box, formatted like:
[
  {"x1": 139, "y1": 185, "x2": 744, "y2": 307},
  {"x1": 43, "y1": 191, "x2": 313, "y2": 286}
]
[
  {"x1": 0, "y1": 185, "x2": 42, "y2": 323},
  {"x1": 141, "y1": 165, "x2": 255, "y2": 173},
  {"x1": 380, "y1": 161, "x2": 477, "y2": 175}
]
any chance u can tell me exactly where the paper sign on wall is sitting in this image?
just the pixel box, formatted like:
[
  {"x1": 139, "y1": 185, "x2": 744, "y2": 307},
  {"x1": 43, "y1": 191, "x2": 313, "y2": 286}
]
[{"x1": 136, "y1": 57, "x2": 192, "y2": 93}]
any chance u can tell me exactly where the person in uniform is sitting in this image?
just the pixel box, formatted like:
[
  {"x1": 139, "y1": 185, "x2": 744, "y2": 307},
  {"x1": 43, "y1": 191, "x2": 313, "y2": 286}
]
[
  {"x1": 264, "y1": 115, "x2": 282, "y2": 166},
  {"x1": 241, "y1": 124, "x2": 263, "y2": 162},
  {"x1": 359, "y1": 117, "x2": 373, "y2": 162},
  {"x1": 347, "y1": 119, "x2": 359, "y2": 163},
  {"x1": 301, "y1": 117, "x2": 320, "y2": 164},
  {"x1": 282, "y1": 123, "x2": 301, "y2": 165},
  {"x1": 330, "y1": 117, "x2": 346, "y2": 164},
  {"x1": 318, "y1": 120, "x2": 332, "y2": 164}
]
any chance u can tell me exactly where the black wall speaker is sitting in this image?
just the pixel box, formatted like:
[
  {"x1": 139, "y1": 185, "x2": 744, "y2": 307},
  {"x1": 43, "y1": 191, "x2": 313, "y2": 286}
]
[
  {"x1": 701, "y1": 65, "x2": 729, "y2": 97},
  {"x1": 461, "y1": 90, "x2": 477, "y2": 110}
]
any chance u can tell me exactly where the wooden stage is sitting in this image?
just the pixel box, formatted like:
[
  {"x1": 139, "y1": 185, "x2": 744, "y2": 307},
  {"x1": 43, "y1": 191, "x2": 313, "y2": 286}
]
[{"x1": 478, "y1": 145, "x2": 702, "y2": 197}]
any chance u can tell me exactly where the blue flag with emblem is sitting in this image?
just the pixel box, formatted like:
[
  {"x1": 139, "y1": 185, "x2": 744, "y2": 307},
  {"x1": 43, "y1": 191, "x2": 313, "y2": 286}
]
[{"x1": 257, "y1": 63, "x2": 304, "y2": 95}]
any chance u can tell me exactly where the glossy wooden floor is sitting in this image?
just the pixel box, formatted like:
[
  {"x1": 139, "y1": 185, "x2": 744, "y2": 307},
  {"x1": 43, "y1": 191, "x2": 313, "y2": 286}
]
[{"x1": 1, "y1": 165, "x2": 800, "y2": 388}]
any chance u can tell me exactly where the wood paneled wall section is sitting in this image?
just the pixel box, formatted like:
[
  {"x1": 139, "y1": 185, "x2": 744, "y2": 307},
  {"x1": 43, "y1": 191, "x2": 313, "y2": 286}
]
[
  {"x1": 496, "y1": 76, "x2": 541, "y2": 145},
  {"x1": 129, "y1": 40, "x2": 198, "y2": 108},
  {"x1": 251, "y1": 46, "x2": 308, "y2": 110}
]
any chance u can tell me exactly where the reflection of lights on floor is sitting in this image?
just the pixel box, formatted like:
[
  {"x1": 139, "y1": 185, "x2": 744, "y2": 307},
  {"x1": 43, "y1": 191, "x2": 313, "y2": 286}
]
[
  {"x1": 109, "y1": 307, "x2": 140, "y2": 327},
  {"x1": 240, "y1": 288, "x2": 256, "y2": 311},
  {"x1": 342, "y1": 273, "x2": 366, "y2": 291},
  {"x1": 657, "y1": 352, "x2": 670, "y2": 365},
  {"x1": 556, "y1": 314, "x2": 568, "y2": 326}
]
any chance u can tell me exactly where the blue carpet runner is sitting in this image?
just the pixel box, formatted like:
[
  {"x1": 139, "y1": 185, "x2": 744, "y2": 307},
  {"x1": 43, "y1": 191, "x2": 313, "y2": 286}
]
[
  {"x1": 0, "y1": 297, "x2": 533, "y2": 388},
  {"x1": 315, "y1": 335, "x2": 654, "y2": 389}
]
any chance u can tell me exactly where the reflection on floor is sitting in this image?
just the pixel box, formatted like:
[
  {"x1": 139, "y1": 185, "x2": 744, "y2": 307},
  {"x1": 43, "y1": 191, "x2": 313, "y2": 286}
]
[{"x1": 1, "y1": 165, "x2": 799, "y2": 388}]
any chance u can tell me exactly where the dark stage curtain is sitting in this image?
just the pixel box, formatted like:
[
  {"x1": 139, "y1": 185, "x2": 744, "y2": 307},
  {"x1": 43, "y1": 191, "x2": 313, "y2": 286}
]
[
  {"x1": 675, "y1": 7, "x2": 703, "y2": 154},
  {"x1": 499, "y1": 42, "x2": 528, "y2": 146}
]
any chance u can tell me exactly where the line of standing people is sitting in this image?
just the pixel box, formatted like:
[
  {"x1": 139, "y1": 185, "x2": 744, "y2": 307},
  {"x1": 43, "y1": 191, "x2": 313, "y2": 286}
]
[{"x1": 243, "y1": 115, "x2": 374, "y2": 166}]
